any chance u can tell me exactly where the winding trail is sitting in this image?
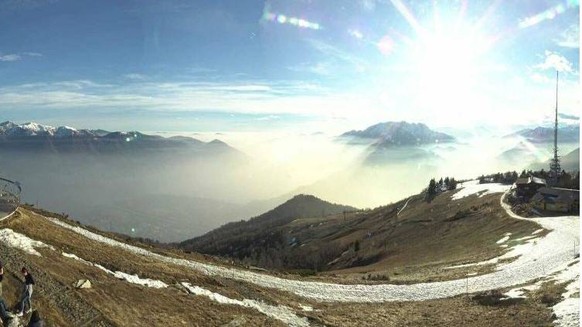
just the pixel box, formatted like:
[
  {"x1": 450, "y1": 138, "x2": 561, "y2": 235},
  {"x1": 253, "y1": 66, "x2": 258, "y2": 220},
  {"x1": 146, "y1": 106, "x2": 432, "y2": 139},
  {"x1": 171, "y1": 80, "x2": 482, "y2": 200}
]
[
  {"x1": 41, "y1": 185, "x2": 579, "y2": 303},
  {"x1": 396, "y1": 196, "x2": 413, "y2": 216}
]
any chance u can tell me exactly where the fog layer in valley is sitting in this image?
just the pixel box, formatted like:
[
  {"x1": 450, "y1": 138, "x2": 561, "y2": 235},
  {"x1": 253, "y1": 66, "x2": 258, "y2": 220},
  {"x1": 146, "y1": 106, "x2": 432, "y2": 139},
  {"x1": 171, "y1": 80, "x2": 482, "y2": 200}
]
[{"x1": 0, "y1": 130, "x2": 578, "y2": 242}]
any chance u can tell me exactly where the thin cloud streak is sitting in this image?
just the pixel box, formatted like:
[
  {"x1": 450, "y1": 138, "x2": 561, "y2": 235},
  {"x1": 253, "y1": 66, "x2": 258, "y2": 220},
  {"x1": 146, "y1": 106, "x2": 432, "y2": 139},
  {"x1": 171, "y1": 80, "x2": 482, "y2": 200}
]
[
  {"x1": 0, "y1": 52, "x2": 43, "y2": 62},
  {"x1": 0, "y1": 54, "x2": 21, "y2": 62},
  {"x1": 0, "y1": 79, "x2": 335, "y2": 115},
  {"x1": 555, "y1": 24, "x2": 580, "y2": 48}
]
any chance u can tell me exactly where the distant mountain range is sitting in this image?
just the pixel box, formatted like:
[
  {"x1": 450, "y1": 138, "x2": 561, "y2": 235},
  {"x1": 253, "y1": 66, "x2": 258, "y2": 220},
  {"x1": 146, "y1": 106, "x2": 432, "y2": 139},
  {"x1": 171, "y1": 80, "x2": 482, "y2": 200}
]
[
  {"x1": 179, "y1": 194, "x2": 357, "y2": 257},
  {"x1": 498, "y1": 141, "x2": 540, "y2": 165},
  {"x1": 0, "y1": 121, "x2": 246, "y2": 242},
  {"x1": 0, "y1": 121, "x2": 235, "y2": 155},
  {"x1": 341, "y1": 121, "x2": 455, "y2": 147},
  {"x1": 505, "y1": 125, "x2": 580, "y2": 143},
  {"x1": 339, "y1": 121, "x2": 453, "y2": 166},
  {"x1": 527, "y1": 147, "x2": 580, "y2": 172}
]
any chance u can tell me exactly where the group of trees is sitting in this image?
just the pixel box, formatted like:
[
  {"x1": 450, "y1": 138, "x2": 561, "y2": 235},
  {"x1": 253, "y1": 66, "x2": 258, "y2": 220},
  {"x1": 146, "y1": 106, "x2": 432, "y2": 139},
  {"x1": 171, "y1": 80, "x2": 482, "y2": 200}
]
[
  {"x1": 427, "y1": 177, "x2": 458, "y2": 197},
  {"x1": 478, "y1": 169, "x2": 579, "y2": 190},
  {"x1": 478, "y1": 171, "x2": 519, "y2": 185},
  {"x1": 527, "y1": 169, "x2": 579, "y2": 189}
]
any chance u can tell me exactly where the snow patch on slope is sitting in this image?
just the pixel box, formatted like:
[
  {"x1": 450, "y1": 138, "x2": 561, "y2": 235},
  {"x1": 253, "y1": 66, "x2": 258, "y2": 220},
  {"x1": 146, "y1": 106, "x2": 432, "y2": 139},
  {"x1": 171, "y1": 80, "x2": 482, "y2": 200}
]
[
  {"x1": 554, "y1": 298, "x2": 579, "y2": 327},
  {"x1": 445, "y1": 232, "x2": 537, "y2": 270},
  {"x1": 452, "y1": 180, "x2": 511, "y2": 200},
  {"x1": 181, "y1": 282, "x2": 309, "y2": 327},
  {"x1": 62, "y1": 252, "x2": 167, "y2": 288},
  {"x1": 0, "y1": 228, "x2": 54, "y2": 256},
  {"x1": 496, "y1": 233, "x2": 511, "y2": 244},
  {"x1": 551, "y1": 260, "x2": 580, "y2": 327}
]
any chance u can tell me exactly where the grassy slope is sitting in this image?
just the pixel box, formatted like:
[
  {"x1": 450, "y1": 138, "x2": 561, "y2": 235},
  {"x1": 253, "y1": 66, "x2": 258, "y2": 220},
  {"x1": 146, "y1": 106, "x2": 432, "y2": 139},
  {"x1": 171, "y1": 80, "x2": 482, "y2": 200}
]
[
  {"x1": 180, "y1": 194, "x2": 357, "y2": 257},
  {"x1": 0, "y1": 203, "x2": 559, "y2": 327},
  {"x1": 0, "y1": 209, "x2": 291, "y2": 327},
  {"x1": 192, "y1": 188, "x2": 543, "y2": 284},
  {"x1": 322, "y1": 190, "x2": 543, "y2": 283}
]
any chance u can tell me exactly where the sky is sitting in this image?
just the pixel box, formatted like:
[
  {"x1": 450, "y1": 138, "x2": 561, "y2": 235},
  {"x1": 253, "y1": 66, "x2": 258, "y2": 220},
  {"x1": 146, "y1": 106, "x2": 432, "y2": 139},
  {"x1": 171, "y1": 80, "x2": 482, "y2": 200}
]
[{"x1": 0, "y1": 0, "x2": 579, "y2": 133}]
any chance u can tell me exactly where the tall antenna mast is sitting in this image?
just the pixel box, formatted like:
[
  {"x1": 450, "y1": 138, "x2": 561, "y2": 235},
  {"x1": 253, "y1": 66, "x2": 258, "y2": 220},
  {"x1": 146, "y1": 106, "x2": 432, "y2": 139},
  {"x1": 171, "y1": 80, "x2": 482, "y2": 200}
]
[{"x1": 549, "y1": 70, "x2": 561, "y2": 186}]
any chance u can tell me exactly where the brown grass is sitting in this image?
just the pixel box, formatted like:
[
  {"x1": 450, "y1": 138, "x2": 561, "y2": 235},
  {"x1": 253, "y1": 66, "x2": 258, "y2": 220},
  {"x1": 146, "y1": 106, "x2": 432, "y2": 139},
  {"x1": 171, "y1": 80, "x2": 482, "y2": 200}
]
[
  {"x1": 0, "y1": 209, "x2": 299, "y2": 326},
  {"x1": 284, "y1": 191, "x2": 543, "y2": 284},
  {"x1": 0, "y1": 191, "x2": 557, "y2": 326}
]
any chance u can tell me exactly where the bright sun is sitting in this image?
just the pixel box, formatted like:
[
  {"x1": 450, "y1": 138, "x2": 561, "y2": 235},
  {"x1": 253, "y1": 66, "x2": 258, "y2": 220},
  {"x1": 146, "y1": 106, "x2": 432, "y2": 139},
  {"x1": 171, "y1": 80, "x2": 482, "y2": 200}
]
[{"x1": 409, "y1": 22, "x2": 494, "y2": 119}]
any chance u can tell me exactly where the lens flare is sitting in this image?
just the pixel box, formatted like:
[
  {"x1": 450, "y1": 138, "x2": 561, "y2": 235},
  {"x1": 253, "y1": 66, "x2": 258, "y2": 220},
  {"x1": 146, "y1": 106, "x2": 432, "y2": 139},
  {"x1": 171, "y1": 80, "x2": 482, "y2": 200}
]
[
  {"x1": 377, "y1": 35, "x2": 395, "y2": 55},
  {"x1": 518, "y1": 0, "x2": 579, "y2": 29},
  {"x1": 262, "y1": 10, "x2": 321, "y2": 30},
  {"x1": 389, "y1": 0, "x2": 423, "y2": 33}
]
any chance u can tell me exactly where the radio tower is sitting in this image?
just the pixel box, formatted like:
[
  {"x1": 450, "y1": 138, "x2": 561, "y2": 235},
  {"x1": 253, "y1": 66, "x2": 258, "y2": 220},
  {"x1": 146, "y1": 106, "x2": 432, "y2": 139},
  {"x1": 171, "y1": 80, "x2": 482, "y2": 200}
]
[{"x1": 549, "y1": 70, "x2": 561, "y2": 187}]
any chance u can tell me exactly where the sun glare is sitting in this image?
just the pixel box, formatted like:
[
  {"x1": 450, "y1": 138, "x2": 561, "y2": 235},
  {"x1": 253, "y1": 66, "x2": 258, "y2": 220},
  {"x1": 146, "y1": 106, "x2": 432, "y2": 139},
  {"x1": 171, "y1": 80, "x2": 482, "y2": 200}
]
[
  {"x1": 407, "y1": 20, "x2": 494, "y2": 121},
  {"x1": 415, "y1": 23, "x2": 491, "y2": 87}
]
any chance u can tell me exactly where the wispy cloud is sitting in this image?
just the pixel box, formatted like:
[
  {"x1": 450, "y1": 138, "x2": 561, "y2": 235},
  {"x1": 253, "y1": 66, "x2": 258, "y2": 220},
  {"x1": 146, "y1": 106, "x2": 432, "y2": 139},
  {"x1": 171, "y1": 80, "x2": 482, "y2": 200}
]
[
  {"x1": 307, "y1": 39, "x2": 368, "y2": 73},
  {"x1": 22, "y1": 52, "x2": 43, "y2": 57},
  {"x1": 535, "y1": 50, "x2": 574, "y2": 73},
  {"x1": 0, "y1": 79, "x2": 332, "y2": 116},
  {"x1": 0, "y1": 52, "x2": 43, "y2": 62},
  {"x1": 555, "y1": 24, "x2": 579, "y2": 48},
  {"x1": 124, "y1": 73, "x2": 147, "y2": 81},
  {"x1": 530, "y1": 72, "x2": 553, "y2": 84},
  {"x1": 288, "y1": 61, "x2": 333, "y2": 76},
  {"x1": 0, "y1": 54, "x2": 21, "y2": 62}
]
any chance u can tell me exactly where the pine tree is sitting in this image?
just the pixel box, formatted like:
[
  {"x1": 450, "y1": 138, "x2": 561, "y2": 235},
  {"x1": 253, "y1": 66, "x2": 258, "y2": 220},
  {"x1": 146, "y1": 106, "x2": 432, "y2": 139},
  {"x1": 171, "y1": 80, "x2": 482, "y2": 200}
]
[
  {"x1": 448, "y1": 178, "x2": 458, "y2": 190},
  {"x1": 428, "y1": 179, "x2": 437, "y2": 196}
]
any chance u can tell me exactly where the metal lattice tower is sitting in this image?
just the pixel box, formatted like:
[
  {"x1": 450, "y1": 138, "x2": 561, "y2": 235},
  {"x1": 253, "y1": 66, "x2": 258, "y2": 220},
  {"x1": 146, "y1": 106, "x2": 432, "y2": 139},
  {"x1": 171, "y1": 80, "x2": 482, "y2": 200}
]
[{"x1": 549, "y1": 70, "x2": 561, "y2": 187}]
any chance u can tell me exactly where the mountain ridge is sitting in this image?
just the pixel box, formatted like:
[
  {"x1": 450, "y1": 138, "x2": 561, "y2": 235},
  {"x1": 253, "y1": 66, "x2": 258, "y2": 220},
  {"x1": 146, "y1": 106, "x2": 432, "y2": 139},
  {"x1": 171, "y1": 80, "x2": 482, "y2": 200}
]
[
  {"x1": 179, "y1": 194, "x2": 357, "y2": 258},
  {"x1": 0, "y1": 121, "x2": 236, "y2": 154},
  {"x1": 505, "y1": 125, "x2": 580, "y2": 143},
  {"x1": 340, "y1": 121, "x2": 455, "y2": 146}
]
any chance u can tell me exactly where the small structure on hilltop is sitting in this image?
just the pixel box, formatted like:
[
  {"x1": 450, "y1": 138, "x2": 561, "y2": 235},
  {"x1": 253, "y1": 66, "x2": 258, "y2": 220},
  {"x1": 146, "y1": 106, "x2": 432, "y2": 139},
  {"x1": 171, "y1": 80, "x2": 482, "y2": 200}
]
[
  {"x1": 514, "y1": 176, "x2": 547, "y2": 198},
  {"x1": 531, "y1": 187, "x2": 579, "y2": 214}
]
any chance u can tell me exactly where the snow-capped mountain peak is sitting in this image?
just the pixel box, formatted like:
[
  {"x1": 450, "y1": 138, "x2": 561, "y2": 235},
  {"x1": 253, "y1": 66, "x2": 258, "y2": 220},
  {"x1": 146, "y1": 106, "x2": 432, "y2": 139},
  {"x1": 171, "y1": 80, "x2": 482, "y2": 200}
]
[
  {"x1": 19, "y1": 122, "x2": 56, "y2": 136},
  {"x1": 0, "y1": 121, "x2": 91, "y2": 138},
  {"x1": 54, "y1": 125, "x2": 80, "y2": 138},
  {"x1": 0, "y1": 121, "x2": 18, "y2": 132}
]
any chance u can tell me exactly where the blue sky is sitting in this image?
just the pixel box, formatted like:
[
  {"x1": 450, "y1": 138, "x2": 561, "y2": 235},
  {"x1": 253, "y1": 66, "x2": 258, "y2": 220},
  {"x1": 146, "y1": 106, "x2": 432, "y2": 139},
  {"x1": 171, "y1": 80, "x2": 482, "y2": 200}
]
[{"x1": 0, "y1": 0, "x2": 579, "y2": 132}]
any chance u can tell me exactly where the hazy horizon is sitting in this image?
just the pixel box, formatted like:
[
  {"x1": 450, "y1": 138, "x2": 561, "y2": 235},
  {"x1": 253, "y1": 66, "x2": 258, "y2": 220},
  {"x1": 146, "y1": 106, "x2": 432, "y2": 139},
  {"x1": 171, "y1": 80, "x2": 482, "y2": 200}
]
[
  {"x1": 0, "y1": 0, "x2": 579, "y2": 241},
  {"x1": 1, "y1": 120, "x2": 578, "y2": 242}
]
